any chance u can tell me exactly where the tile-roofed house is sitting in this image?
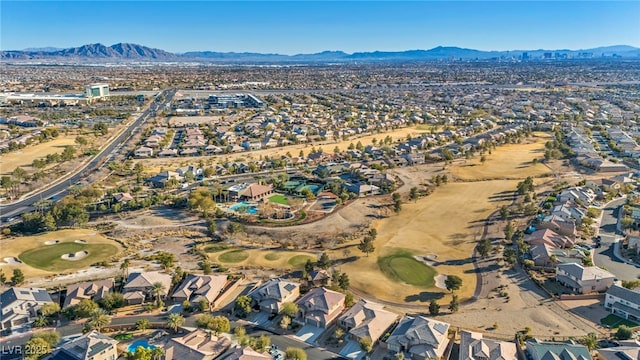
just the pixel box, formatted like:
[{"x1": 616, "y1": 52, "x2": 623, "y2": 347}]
[
  {"x1": 164, "y1": 329, "x2": 232, "y2": 360},
  {"x1": 249, "y1": 278, "x2": 300, "y2": 314},
  {"x1": 338, "y1": 299, "x2": 398, "y2": 344},
  {"x1": 604, "y1": 284, "x2": 640, "y2": 323},
  {"x1": 1, "y1": 287, "x2": 53, "y2": 332},
  {"x1": 525, "y1": 229, "x2": 575, "y2": 248},
  {"x1": 385, "y1": 316, "x2": 450, "y2": 360},
  {"x1": 295, "y1": 287, "x2": 345, "y2": 328},
  {"x1": 219, "y1": 346, "x2": 272, "y2": 360},
  {"x1": 63, "y1": 278, "x2": 114, "y2": 308},
  {"x1": 538, "y1": 215, "x2": 577, "y2": 237},
  {"x1": 47, "y1": 330, "x2": 118, "y2": 360},
  {"x1": 112, "y1": 193, "x2": 134, "y2": 204},
  {"x1": 122, "y1": 271, "x2": 172, "y2": 305},
  {"x1": 597, "y1": 346, "x2": 640, "y2": 360},
  {"x1": 172, "y1": 274, "x2": 228, "y2": 309},
  {"x1": 307, "y1": 270, "x2": 330, "y2": 287},
  {"x1": 556, "y1": 263, "x2": 615, "y2": 294},
  {"x1": 525, "y1": 339, "x2": 592, "y2": 360},
  {"x1": 458, "y1": 330, "x2": 517, "y2": 360}
]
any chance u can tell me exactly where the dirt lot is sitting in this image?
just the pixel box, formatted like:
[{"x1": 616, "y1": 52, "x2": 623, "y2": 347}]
[{"x1": 0, "y1": 135, "x2": 77, "y2": 175}]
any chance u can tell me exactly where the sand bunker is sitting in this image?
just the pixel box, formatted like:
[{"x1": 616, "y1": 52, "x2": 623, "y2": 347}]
[
  {"x1": 45, "y1": 240, "x2": 60, "y2": 245},
  {"x1": 61, "y1": 251, "x2": 89, "y2": 261},
  {"x1": 74, "y1": 240, "x2": 87, "y2": 244},
  {"x1": 2, "y1": 257, "x2": 22, "y2": 264},
  {"x1": 434, "y1": 274, "x2": 447, "y2": 290}
]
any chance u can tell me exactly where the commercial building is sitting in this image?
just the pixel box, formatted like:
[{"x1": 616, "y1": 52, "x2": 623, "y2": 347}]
[{"x1": 85, "y1": 83, "x2": 110, "y2": 99}]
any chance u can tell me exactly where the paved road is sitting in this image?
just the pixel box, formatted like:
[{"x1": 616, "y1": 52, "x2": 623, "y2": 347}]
[
  {"x1": 0, "y1": 89, "x2": 176, "y2": 221},
  {"x1": 594, "y1": 198, "x2": 640, "y2": 281},
  {"x1": 0, "y1": 313, "x2": 345, "y2": 360}
]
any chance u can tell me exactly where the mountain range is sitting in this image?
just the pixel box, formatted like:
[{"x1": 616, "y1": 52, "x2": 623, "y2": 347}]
[{"x1": 2, "y1": 43, "x2": 639, "y2": 63}]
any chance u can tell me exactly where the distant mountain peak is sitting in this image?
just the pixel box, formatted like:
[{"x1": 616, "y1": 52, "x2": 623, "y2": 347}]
[{"x1": 2, "y1": 43, "x2": 639, "y2": 62}]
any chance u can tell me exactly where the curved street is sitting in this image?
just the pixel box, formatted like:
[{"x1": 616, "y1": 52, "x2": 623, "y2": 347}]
[{"x1": 594, "y1": 197, "x2": 640, "y2": 281}]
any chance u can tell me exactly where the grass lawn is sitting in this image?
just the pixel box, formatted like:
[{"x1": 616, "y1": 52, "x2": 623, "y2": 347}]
[
  {"x1": 0, "y1": 135, "x2": 77, "y2": 175},
  {"x1": 378, "y1": 250, "x2": 436, "y2": 287},
  {"x1": 600, "y1": 314, "x2": 639, "y2": 328},
  {"x1": 288, "y1": 254, "x2": 315, "y2": 268},
  {"x1": 268, "y1": 194, "x2": 289, "y2": 206},
  {"x1": 218, "y1": 250, "x2": 250, "y2": 263},
  {"x1": 449, "y1": 132, "x2": 552, "y2": 181},
  {"x1": 18, "y1": 242, "x2": 118, "y2": 272},
  {"x1": 204, "y1": 244, "x2": 230, "y2": 253},
  {"x1": 264, "y1": 252, "x2": 281, "y2": 261}
]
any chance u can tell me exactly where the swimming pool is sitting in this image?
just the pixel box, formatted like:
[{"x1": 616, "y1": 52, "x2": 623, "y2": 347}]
[
  {"x1": 230, "y1": 202, "x2": 258, "y2": 215},
  {"x1": 127, "y1": 339, "x2": 156, "y2": 353}
]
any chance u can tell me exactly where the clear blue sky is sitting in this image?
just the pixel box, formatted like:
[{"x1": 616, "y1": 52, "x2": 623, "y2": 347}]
[{"x1": 2, "y1": 1, "x2": 639, "y2": 53}]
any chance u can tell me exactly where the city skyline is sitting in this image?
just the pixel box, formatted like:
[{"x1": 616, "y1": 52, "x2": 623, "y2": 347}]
[{"x1": 2, "y1": 1, "x2": 639, "y2": 54}]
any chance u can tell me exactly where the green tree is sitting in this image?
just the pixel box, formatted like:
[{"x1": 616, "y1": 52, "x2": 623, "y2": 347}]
[
  {"x1": 409, "y1": 187, "x2": 418, "y2": 202},
  {"x1": 166, "y1": 313, "x2": 185, "y2": 333},
  {"x1": 358, "y1": 236, "x2": 375, "y2": 257},
  {"x1": 253, "y1": 335, "x2": 271, "y2": 352},
  {"x1": 24, "y1": 337, "x2": 51, "y2": 360},
  {"x1": 475, "y1": 238, "x2": 493, "y2": 258},
  {"x1": 136, "y1": 318, "x2": 151, "y2": 331},
  {"x1": 32, "y1": 330, "x2": 60, "y2": 347},
  {"x1": 500, "y1": 205, "x2": 509, "y2": 220},
  {"x1": 317, "y1": 252, "x2": 331, "y2": 269},
  {"x1": 445, "y1": 275, "x2": 462, "y2": 292},
  {"x1": 448, "y1": 294, "x2": 459, "y2": 313},
  {"x1": 280, "y1": 315, "x2": 292, "y2": 329},
  {"x1": 11, "y1": 268, "x2": 24, "y2": 285},
  {"x1": 0, "y1": 270, "x2": 5, "y2": 285},
  {"x1": 87, "y1": 309, "x2": 111, "y2": 332},
  {"x1": 578, "y1": 332, "x2": 598, "y2": 351},
  {"x1": 621, "y1": 280, "x2": 640, "y2": 289},
  {"x1": 503, "y1": 247, "x2": 517, "y2": 266},
  {"x1": 504, "y1": 221, "x2": 515, "y2": 241},
  {"x1": 428, "y1": 299, "x2": 440, "y2": 316},
  {"x1": 70, "y1": 299, "x2": 99, "y2": 319},
  {"x1": 33, "y1": 316, "x2": 50, "y2": 328},
  {"x1": 338, "y1": 272, "x2": 350, "y2": 291},
  {"x1": 120, "y1": 259, "x2": 130, "y2": 279},
  {"x1": 359, "y1": 337, "x2": 373, "y2": 352},
  {"x1": 39, "y1": 302, "x2": 61, "y2": 317},
  {"x1": 151, "y1": 282, "x2": 166, "y2": 306},
  {"x1": 234, "y1": 295, "x2": 252, "y2": 318},
  {"x1": 209, "y1": 316, "x2": 231, "y2": 335},
  {"x1": 100, "y1": 292, "x2": 125, "y2": 310},
  {"x1": 198, "y1": 298, "x2": 209, "y2": 312},
  {"x1": 615, "y1": 325, "x2": 633, "y2": 340},
  {"x1": 281, "y1": 302, "x2": 299, "y2": 317},
  {"x1": 188, "y1": 189, "x2": 216, "y2": 217},
  {"x1": 285, "y1": 347, "x2": 307, "y2": 360}
]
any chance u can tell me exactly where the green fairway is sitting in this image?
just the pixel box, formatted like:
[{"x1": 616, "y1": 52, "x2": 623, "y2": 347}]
[
  {"x1": 264, "y1": 252, "x2": 281, "y2": 261},
  {"x1": 268, "y1": 194, "x2": 289, "y2": 205},
  {"x1": 218, "y1": 250, "x2": 249, "y2": 263},
  {"x1": 288, "y1": 254, "x2": 315, "y2": 268},
  {"x1": 377, "y1": 250, "x2": 436, "y2": 287},
  {"x1": 19, "y1": 242, "x2": 118, "y2": 272}
]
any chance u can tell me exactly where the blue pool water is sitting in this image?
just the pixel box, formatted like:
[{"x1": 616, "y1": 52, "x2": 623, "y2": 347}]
[
  {"x1": 127, "y1": 339, "x2": 156, "y2": 353},
  {"x1": 230, "y1": 202, "x2": 258, "y2": 215}
]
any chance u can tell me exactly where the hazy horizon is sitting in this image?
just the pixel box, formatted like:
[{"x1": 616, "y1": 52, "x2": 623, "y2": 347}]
[{"x1": 2, "y1": 1, "x2": 639, "y2": 54}]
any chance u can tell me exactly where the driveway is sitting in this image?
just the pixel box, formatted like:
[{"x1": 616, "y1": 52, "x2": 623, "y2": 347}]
[
  {"x1": 295, "y1": 324, "x2": 325, "y2": 344},
  {"x1": 594, "y1": 198, "x2": 640, "y2": 281},
  {"x1": 339, "y1": 340, "x2": 365, "y2": 360},
  {"x1": 248, "y1": 312, "x2": 272, "y2": 327}
]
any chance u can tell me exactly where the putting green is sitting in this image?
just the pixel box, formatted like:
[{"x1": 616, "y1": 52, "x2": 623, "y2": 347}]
[
  {"x1": 377, "y1": 250, "x2": 436, "y2": 287},
  {"x1": 268, "y1": 194, "x2": 289, "y2": 205},
  {"x1": 264, "y1": 252, "x2": 281, "y2": 261},
  {"x1": 19, "y1": 242, "x2": 118, "y2": 272},
  {"x1": 218, "y1": 250, "x2": 249, "y2": 263},
  {"x1": 287, "y1": 254, "x2": 315, "y2": 268}
]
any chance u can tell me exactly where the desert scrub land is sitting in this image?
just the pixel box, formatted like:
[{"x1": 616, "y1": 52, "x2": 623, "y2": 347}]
[{"x1": 0, "y1": 229, "x2": 121, "y2": 277}]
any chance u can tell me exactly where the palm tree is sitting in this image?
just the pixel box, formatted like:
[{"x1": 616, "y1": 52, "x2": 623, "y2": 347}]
[
  {"x1": 151, "y1": 282, "x2": 166, "y2": 306},
  {"x1": 166, "y1": 313, "x2": 184, "y2": 333},
  {"x1": 87, "y1": 309, "x2": 111, "y2": 332},
  {"x1": 120, "y1": 259, "x2": 130, "y2": 280},
  {"x1": 32, "y1": 316, "x2": 49, "y2": 328},
  {"x1": 151, "y1": 347, "x2": 165, "y2": 360}
]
